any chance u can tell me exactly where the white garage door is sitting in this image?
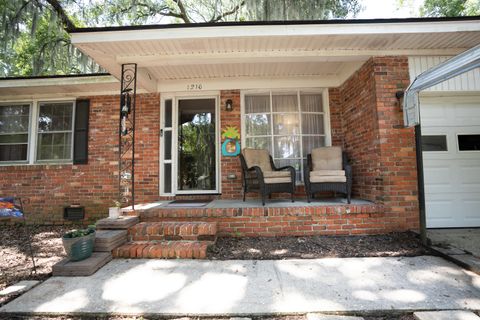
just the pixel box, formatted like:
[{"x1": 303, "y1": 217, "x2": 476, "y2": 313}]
[{"x1": 421, "y1": 96, "x2": 480, "y2": 228}]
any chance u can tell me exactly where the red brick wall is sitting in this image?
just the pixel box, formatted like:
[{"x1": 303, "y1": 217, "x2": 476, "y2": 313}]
[
  {"x1": 335, "y1": 59, "x2": 383, "y2": 202},
  {"x1": 1, "y1": 60, "x2": 418, "y2": 232},
  {"x1": 0, "y1": 95, "x2": 120, "y2": 224},
  {"x1": 0, "y1": 93, "x2": 161, "y2": 224},
  {"x1": 219, "y1": 90, "x2": 243, "y2": 199},
  {"x1": 331, "y1": 57, "x2": 419, "y2": 231},
  {"x1": 132, "y1": 93, "x2": 160, "y2": 203},
  {"x1": 373, "y1": 57, "x2": 419, "y2": 230}
]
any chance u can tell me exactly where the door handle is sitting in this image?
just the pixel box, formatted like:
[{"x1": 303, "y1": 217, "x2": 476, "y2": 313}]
[{"x1": 160, "y1": 129, "x2": 164, "y2": 137}]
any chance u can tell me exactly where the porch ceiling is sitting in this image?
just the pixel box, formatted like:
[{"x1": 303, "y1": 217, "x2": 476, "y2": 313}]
[{"x1": 70, "y1": 19, "x2": 480, "y2": 92}]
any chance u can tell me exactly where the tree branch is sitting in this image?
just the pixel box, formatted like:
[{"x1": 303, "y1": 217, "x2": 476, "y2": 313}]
[
  {"x1": 172, "y1": 0, "x2": 191, "y2": 23},
  {"x1": 43, "y1": 0, "x2": 76, "y2": 31},
  {"x1": 210, "y1": 0, "x2": 245, "y2": 22}
]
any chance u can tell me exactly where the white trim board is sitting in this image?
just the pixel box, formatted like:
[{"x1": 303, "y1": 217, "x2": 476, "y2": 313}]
[{"x1": 71, "y1": 20, "x2": 480, "y2": 43}]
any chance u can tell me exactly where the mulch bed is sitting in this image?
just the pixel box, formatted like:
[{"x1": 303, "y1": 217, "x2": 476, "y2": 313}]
[
  {"x1": 0, "y1": 224, "x2": 73, "y2": 306},
  {"x1": 208, "y1": 232, "x2": 428, "y2": 260}
]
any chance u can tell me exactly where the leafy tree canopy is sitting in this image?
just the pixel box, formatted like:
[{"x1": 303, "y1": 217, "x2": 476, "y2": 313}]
[
  {"x1": 1, "y1": 0, "x2": 361, "y2": 77},
  {"x1": 419, "y1": 0, "x2": 480, "y2": 16}
]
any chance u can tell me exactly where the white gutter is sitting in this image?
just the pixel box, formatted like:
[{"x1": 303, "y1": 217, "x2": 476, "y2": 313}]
[
  {"x1": 403, "y1": 44, "x2": 480, "y2": 127},
  {"x1": 71, "y1": 20, "x2": 480, "y2": 44}
]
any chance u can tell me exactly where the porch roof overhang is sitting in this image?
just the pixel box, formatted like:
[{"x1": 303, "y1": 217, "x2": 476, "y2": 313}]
[
  {"x1": 0, "y1": 74, "x2": 121, "y2": 100},
  {"x1": 68, "y1": 17, "x2": 480, "y2": 92}
]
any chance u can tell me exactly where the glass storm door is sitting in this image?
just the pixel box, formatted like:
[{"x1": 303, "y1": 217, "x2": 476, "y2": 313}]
[
  {"x1": 161, "y1": 97, "x2": 218, "y2": 195},
  {"x1": 177, "y1": 98, "x2": 217, "y2": 193}
]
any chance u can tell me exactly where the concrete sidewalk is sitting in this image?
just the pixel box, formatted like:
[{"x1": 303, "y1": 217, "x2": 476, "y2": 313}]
[{"x1": 1, "y1": 256, "x2": 480, "y2": 316}]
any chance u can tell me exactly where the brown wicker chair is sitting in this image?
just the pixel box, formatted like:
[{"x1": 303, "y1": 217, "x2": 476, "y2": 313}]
[
  {"x1": 304, "y1": 146, "x2": 352, "y2": 204},
  {"x1": 239, "y1": 148, "x2": 296, "y2": 206}
]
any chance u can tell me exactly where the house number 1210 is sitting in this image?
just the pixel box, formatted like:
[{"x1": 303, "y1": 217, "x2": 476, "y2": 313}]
[{"x1": 187, "y1": 84, "x2": 203, "y2": 90}]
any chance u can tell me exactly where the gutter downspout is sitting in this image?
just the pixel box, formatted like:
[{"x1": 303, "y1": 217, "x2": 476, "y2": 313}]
[{"x1": 403, "y1": 44, "x2": 480, "y2": 245}]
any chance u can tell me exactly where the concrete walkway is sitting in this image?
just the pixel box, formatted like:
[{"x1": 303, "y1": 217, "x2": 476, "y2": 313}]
[
  {"x1": 428, "y1": 228, "x2": 480, "y2": 257},
  {"x1": 1, "y1": 256, "x2": 480, "y2": 316}
]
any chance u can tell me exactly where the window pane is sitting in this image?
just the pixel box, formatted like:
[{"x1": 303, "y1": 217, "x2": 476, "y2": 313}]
[
  {"x1": 164, "y1": 163, "x2": 172, "y2": 193},
  {"x1": 0, "y1": 145, "x2": 27, "y2": 161},
  {"x1": 0, "y1": 104, "x2": 30, "y2": 133},
  {"x1": 0, "y1": 134, "x2": 28, "y2": 144},
  {"x1": 422, "y1": 135, "x2": 447, "y2": 151},
  {"x1": 246, "y1": 114, "x2": 271, "y2": 136},
  {"x1": 273, "y1": 114, "x2": 299, "y2": 135},
  {"x1": 164, "y1": 99, "x2": 172, "y2": 128},
  {"x1": 37, "y1": 132, "x2": 72, "y2": 160},
  {"x1": 274, "y1": 136, "x2": 301, "y2": 158},
  {"x1": 38, "y1": 102, "x2": 73, "y2": 132},
  {"x1": 300, "y1": 93, "x2": 323, "y2": 112},
  {"x1": 245, "y1": 94, "x2": 269, "y2": 114},
  {"x1": 458, "y1": 134, "x2": 480, "y2": 151},
  {"x1": 302, "y1": 114, "x2": 324, "y2": 134},
  {"x1": 302, "y1": 136, "x2": 326, "y2": 157},
  {"x1": 164, "y1": 130, "x2": 172, "y2": 160},
  {"x1": 272, "y1": 93, "x2": 297, "y2": 112},
  {"x1": 246, "y1": 137, "x2": 271, "y2": 151}
]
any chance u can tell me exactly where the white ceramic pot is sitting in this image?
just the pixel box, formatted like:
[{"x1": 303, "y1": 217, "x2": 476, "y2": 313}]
[{"x1": 109, "y1": 207, "x2": 120, "y2": 219}]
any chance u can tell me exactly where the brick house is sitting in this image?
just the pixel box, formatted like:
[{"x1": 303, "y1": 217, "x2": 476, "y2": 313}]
[{"x1": 1, "y1": 17, "x2": 479, "y2": 237}]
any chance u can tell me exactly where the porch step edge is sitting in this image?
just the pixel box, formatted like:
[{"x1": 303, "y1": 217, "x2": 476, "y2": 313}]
[{"x1": 112, "y1": 240, "x2": 214, "y2": 259}]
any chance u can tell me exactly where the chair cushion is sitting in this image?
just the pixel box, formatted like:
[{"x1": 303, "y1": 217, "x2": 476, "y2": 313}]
[
  {"x1": 311, "y1": 170, "x2": 345, "y2": 177},
  {"x1": 264, "y1": 171, "x2": 291, "y2": 178},
  {"x1": 264, "y1": 177, "x2": 291, "y2": 184},
  {"x1": 310, "y1": 175, "x2": 346, "y2": 183},
  {"x1": 243, "y1": 148, "x2": 272, "y2": 173},
  {"x1": 311, "y1": 147, "x2": 343, "y2": 171}
]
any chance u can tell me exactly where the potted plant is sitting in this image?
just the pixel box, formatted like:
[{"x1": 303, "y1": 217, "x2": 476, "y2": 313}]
[
  {"x1": 109, "y1": 200, "x2": 122, "y2": 219},
  {"x1": 62, "y1": 226, "x2": 96, "y2": 262}
]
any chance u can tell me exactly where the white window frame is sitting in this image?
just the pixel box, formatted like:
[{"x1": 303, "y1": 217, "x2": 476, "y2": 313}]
[
  {"x1": 35, "y1": 100, "x2": 76, "y2": 164},
  {"x1": 0, "y1": 99, "x2": 76, "y2": 166},
  {"x1": 240, "y1": 88, "x2": 332, "y2": 183},
  {"x1": 0, "y1": 102, "x2": 32, "y2": 164}
]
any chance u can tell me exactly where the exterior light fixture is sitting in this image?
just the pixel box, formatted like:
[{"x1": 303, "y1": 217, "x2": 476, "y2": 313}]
[
  {"x1": 225, "y1": 99, "x2": 233, "y2": 112},
  {"x1": 395, "y1": 90, "x2": 404, "y2": 112}
]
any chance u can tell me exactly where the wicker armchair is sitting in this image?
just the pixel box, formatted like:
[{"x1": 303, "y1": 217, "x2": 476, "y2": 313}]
[
  {"x1": 304, "y1": 147, "x2": 352, "y2": 204},
  {"x1": 239, "y1": 148, "x2": 296, "y2": 206}
]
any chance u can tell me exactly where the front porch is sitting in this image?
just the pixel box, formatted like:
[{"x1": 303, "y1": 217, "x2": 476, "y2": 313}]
[{"x1": 123, "y1": 198, "x2": 383, "y2": 238}]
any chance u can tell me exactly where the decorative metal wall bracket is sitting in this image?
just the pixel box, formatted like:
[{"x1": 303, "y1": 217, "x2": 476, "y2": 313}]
[{"x1": 119, "y1": 63, "x2": 137, "y2": 210}]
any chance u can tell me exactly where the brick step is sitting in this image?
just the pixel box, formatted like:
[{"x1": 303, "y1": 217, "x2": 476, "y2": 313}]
[
  {"x1": 112, "y1": 240, "x2": 213, "y2": 259},
  {"x1": 129, "y1": 221, "x2": 217, "y2": 241}
]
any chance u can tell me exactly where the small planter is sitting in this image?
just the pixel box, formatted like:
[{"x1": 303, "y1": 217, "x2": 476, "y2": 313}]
[
  {"x1": 109, "y1": 207, "x2": 121, "y2": 219},
  {"x1": 62, "y1": 229, "x2": 96, "y2": 262}
]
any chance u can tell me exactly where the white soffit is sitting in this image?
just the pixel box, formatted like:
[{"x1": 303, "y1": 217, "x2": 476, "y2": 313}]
[
  {"x1": 70, "y1": 20, "x2": 480, "y2": 91},
  {"x1": 0, "y1": 75, "x2": 120, "y2": 100}
]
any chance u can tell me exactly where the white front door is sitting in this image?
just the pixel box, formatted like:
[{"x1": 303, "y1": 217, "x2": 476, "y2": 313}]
[
  {"x1": 421, "y1": 96, "x2": 480, "y2": 228},
  {"x1": 160, "y1": 96, "x2": 219, "y2": 195}
]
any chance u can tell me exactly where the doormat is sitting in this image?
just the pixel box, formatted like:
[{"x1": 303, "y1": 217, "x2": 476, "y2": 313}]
[{"x1": 166, "y1": 200, "x2": 212, "y2": 207}]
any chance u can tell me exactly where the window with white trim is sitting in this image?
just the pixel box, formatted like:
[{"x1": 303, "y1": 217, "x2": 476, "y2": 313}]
[
  {"x1": 243, "y1": 90, "x2": 329, "y2": 183},
  {"x1": 0, "y1": 104, "x2": 31, "y2": 162},
  {"x1": 37, "y1": 102, "x2": 74, "y2": 161},
  {"x1": 0, "y1": 101, "x2": 75, "y2": 164}
]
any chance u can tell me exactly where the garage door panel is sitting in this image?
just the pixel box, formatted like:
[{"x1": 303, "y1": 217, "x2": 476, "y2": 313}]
[
  {"x1": 421, "y1": 105, "x2": 449, "y2": 127},
  {"x1": 453, "y1": 104, "x2": 480, "y2": 126},
  {"x1": 421, "y1": 96, "x2": 480, "y2": 228},
  {"x1": 425, "y1": 197, "x2": 455, "y2": 228}
]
